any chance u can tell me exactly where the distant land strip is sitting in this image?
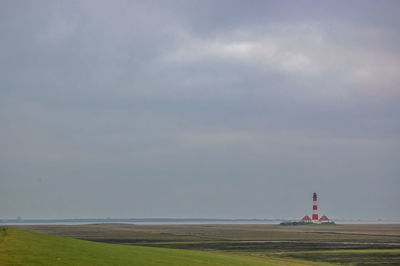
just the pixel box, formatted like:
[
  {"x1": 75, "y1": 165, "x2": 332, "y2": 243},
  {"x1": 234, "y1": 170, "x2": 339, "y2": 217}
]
[
  {"x1": 1, "y1": 218, "x2": 400, "y2": 224},
  {"x1": 0, "y1": 218, "x2": 283, "y2": 224}
]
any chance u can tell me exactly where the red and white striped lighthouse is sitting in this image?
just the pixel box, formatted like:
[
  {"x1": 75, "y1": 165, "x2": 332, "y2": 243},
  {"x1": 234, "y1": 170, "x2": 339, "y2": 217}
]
[{"x1": 312, "y1": 192, "x2": 318, "y2": 223}]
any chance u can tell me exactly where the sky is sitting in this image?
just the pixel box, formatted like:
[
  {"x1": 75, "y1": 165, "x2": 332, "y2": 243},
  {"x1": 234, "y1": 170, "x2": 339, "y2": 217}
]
[{"x1": 1, "y1": 0, "x2": 399, "y2": 220}]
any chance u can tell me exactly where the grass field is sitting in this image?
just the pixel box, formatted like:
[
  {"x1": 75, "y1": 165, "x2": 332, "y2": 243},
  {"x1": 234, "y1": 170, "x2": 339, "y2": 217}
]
[
  {"x1": 280, "y1": 249, "x2": 400, "y2": 265},
  {"x1": 0, "y1": 227, "x2": 332, "y2": 266},
  {"x1": 6, "y1": 224, "x2": 400, "y2": 265}
]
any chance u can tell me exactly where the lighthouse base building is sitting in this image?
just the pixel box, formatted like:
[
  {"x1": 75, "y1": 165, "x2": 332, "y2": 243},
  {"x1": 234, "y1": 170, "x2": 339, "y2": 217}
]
[{"x1": 301, "y1": 216, "x2": 312, "y2": 223}]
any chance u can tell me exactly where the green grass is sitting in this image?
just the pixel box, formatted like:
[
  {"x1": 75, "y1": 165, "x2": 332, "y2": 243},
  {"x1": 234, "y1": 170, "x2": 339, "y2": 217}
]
[
  {"x1": 0, "y1": 227, "x2": 330, "y2": 266},
  {"x1": 280, "y1": 249, "x2": 400, "y2": 265}
]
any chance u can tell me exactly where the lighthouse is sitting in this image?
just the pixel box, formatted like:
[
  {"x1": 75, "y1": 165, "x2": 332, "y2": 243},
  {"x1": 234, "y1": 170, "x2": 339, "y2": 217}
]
[
  {"x1": 312, "y1": 192, "x2": 318, "y2": 223},
  {"x1": 282, "y1": 192, "x2": 334, "y2": 226}
]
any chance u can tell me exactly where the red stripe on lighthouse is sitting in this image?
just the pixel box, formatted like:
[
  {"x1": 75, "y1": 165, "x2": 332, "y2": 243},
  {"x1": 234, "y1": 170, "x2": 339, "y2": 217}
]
[{"x1": 313, "y1": 205, "x2": 318, "y2": 210}]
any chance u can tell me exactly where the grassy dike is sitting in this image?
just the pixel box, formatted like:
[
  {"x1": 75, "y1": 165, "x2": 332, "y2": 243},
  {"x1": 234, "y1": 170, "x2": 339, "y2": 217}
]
[{"x1": 0, "y1": 227, "x2": 330, "y2": 266}]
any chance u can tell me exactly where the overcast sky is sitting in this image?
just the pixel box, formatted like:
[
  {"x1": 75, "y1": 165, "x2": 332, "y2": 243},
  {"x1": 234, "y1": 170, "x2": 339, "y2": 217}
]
[{"x1": 1, "y1": 0, "x2": 399, "y2": 220}]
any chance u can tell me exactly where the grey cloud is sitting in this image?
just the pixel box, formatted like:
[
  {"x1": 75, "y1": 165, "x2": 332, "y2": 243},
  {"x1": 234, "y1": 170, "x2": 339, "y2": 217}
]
[{"x1": 0, "y1": 0, "x2": 399, "y2": 219}]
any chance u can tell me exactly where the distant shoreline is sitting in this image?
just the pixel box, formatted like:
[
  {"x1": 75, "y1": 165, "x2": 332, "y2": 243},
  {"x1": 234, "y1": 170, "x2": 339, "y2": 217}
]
[
  {"x1": 0, "y1": 218, "x2": 280, "y2": 225},
  {"x1": 1, "y1": 218, "x2": 399, "y2": 225}
]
